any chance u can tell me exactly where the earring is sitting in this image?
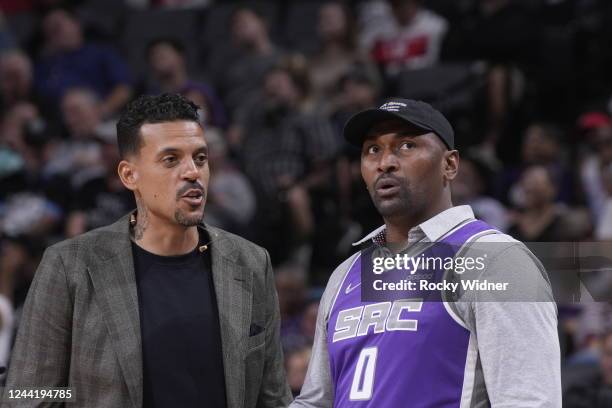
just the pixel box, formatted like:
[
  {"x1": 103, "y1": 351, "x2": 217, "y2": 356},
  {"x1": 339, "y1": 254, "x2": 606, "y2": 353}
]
[{"x1": 130, "y1": 213, "x2": 137, "y2": 226}]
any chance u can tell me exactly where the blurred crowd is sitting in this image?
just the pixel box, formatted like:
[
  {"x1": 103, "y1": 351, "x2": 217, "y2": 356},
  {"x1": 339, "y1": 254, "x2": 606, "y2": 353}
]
[{"x1": 1, "y1": 0, "x2": 612, "y2": 403}]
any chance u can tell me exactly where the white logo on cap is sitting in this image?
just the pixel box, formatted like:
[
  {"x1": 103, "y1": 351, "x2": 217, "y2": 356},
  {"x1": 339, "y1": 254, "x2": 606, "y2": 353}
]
[{"x1": 379, "y1": 102, "x2": 407, "y2": 112}]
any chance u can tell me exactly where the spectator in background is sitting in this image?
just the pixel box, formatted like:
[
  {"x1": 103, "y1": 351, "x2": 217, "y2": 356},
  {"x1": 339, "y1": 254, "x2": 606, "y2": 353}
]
[
  {"x1": 330, "y1": 65, "x2": 381, "y2": 135},
  {"x1": 0, "y1": 191, "x2": 62, "y2": 269},
  {"x1": 212, "y1": 7, "x2": 283, "y2": 113},
  {"x1": 0, "y1": 100, "x2": 76, "y2": 212},
  {"x1": 367, "y1": 0, "x2": 448, "y2": 76},
  {"x1": 276, "y1": 266, "x2": 308, "y2": 352},
  {"x1": 230, "y1": 55, "x2": 339, "y2": 265},
  {"x1": 573, "y1": 112, "x2": 611, "y2": 189},
  {"x1": 309, "y1": 2, "x2": 359, "y2": 104},
  {"x1": 564, "y1": 330, "x2": 612, "y2": 408},
  {"x1": 497, "y1": 122, "x2": 573, "y2": 206},
  {"x1": 61, "y1": 87, "x2": 114, "y2": 142},
  {"x1": 508, "y1": 165, "x2": 588, "y2": 242},
  {"x1": 43, "y1": 88, "x2": 106, "y2": 184},
  {"x1": 1, "y1": 102, "x2": 81, "y2": 224},
  {"x1": 0, "y1": 102, "x2": 42, "y2": 162},
  {"x1": 576, "y1": 111, "x2": 610, "y2": 155},
  {"x1": 451, "y1": 155, "x2": 509, "y2": 231},
  {"x1": 286, "y1": 345, "x2": 312, "y2": 398},
  {"x1": 299, "y1": 299, "x2": 319, "y2": 344},
  {"x1": 594, "y1": 162, "x2": 612, "y2": 240},
  {"x1": 145, "y1": 37, "x2": 226, "y2": 128},
  {"x1": 0, "y1": 50, "x2": 38, "y2": 112},
  {"x1": 64, "y1": 131, "x2": 134, "y2": 237},
  {"x1": 449, "y1": 0, "x2": 536, "y2": 154},
  {"x1": 0, "y1": 239, "x2": 19, "y2": 369},
  {"x1": 202, "y1": 127, "x2": 255, "y2": 235},
  {"x1": 329, "y1": 66, "x2": 382, "y2": 239},
  {"x1": 0, "y1": 213, "x2": 58, "y2": 324},
  {"x1": 35, "y1": 8, "x2": 132, "y2": 119},
  {"x1": 581, "y1": 125, "x2": 612, "y2": 223}
]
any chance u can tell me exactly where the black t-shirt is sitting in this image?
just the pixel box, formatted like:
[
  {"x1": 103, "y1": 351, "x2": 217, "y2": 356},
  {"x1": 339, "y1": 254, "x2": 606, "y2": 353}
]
[{"x1": 132, "y1": 237, "x2": 226, "y2": 408}]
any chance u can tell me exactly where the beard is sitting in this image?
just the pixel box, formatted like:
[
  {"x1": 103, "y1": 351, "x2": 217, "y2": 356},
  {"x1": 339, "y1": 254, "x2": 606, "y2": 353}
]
[
  {"x1": 174, "y1": 181, "x2": 207, "y2": 227},
  {"x1": 174, "y1": 208, "x2": 204, "y2": 227}
]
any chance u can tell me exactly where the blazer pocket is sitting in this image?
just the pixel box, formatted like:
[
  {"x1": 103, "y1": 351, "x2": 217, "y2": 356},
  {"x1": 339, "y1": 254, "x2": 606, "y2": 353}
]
[
  {"x1": 249, "y1": 322, "x2": 264, "y2": 336},
  {"x1": 247, "y1": 327, "x2": 266, "y2": 351},
  {"x1": 248, "y1": 302, "x2": 266, "y2": 351}
]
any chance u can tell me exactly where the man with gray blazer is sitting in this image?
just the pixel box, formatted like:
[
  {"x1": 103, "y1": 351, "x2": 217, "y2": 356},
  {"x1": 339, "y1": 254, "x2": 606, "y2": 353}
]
[{"x1": 3, "y1": 93, "x2": 291, "y2": 407}]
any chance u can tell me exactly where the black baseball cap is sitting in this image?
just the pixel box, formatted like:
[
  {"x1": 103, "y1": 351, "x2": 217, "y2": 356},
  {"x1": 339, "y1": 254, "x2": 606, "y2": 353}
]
[{"x1": 343, "y1": 98, "x2": 455, "y2": 149}]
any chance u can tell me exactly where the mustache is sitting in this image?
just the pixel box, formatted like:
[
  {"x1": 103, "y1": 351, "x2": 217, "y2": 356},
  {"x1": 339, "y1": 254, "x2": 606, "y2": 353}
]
[
  {"x1": 374, "y1": 174, "x2": 403, "y2": 189},
  {"x1": 176, "y1": 181, "x2": 206, "y2": 200}
]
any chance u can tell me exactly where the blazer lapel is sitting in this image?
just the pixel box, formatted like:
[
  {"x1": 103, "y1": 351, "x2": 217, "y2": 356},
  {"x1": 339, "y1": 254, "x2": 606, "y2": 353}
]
[
  {"x1": 87, "y1": 216, "x2": 143, "y2": 408},
  {"x1": 205, "y1": 225, "x2": 253, "y2": 408}
]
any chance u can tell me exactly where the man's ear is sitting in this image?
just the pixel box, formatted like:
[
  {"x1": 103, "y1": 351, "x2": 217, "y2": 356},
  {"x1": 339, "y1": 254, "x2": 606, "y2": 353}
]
[
  {"x1": 118, "y1": 159, "x2": 138, "y2": 191},
  {"x1": 442, "y1": 150, "x2": 459, "y2": 184}
]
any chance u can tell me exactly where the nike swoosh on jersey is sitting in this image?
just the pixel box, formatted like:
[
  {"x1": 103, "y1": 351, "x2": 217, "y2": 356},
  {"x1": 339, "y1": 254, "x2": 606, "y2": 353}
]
[{"x1": 345, "y1": 281, "x2": 361, "y2": 294}]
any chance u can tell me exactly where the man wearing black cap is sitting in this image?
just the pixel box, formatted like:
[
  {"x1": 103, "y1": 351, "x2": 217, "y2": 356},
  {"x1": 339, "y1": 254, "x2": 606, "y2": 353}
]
[{"x1": 291, "y1": 98, "x2": 561, "y2": 407}]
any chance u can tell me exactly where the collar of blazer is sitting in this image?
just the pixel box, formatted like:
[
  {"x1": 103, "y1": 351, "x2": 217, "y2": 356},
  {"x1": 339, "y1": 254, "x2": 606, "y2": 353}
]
[{"x1": 85, "y1": 210, "x2": 253, "y2": 408}]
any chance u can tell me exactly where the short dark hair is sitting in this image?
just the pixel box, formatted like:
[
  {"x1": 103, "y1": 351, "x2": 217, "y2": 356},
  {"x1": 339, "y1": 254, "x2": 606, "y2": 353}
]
[
  {"x1": 116, "y1": 93, "x2": 200, "y2": 158},
  {"x1": 268, "y1": 54, "x2": 311, "y2": 98},
  {"x1": 145, "y1": 37, "x2": 186, "y2": 61},
  {"x1": 42, "y1": 6, "x2": 79, "y2": 22},
  {"x1": 230, "y1": 6, "x2": 268, "y2": 27}
]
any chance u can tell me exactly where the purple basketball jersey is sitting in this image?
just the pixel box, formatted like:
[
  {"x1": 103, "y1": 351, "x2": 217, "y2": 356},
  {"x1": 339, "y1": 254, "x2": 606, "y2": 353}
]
[{"x1": 327, "y1": 220, "x2": 495, "y2": 407}]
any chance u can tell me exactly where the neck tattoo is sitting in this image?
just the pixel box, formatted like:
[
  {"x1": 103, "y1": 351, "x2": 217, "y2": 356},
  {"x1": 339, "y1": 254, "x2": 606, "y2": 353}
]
[{"x1": 132, "y1": 196, "x2": 149, "y2": 241}]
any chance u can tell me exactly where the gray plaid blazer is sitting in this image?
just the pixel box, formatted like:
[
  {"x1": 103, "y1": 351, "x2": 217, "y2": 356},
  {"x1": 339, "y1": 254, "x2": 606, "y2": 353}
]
[{"x1": 3, "y1": 213, "x2": 291, "y2": 407}]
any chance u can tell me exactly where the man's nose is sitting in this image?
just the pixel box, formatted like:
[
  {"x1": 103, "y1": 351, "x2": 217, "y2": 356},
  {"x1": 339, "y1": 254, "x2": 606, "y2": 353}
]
[
  {"x1": 181, "y1": 159, "x2": 200, "y2": 180},
  {"x1": 378, "y1": 149, "x2": 399, "y2": 173}
]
